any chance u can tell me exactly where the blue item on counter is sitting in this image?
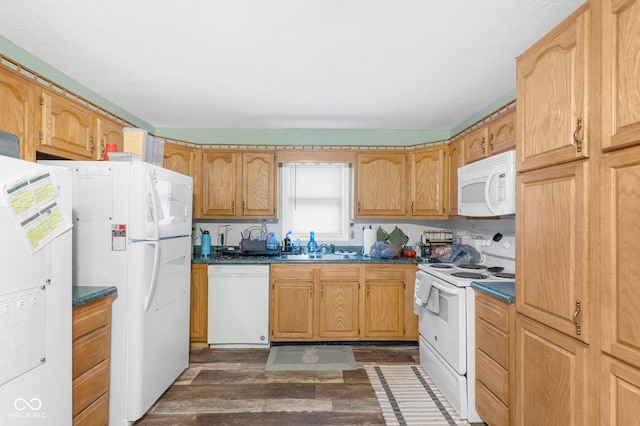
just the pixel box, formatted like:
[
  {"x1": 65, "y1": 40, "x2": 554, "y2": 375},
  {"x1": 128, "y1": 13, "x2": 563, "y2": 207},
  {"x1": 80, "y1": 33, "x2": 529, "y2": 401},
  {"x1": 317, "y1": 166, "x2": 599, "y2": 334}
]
[
  {"x1": 307, "y1": 231, "x2": 318, "y2": 252},
  {"x1": 201, "y1": 230, "x2": 211, "y2": 258}
]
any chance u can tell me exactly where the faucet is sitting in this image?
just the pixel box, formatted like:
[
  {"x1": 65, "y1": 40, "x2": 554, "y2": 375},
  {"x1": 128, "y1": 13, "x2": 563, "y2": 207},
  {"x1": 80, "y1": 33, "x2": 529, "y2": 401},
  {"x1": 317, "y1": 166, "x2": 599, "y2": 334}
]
[{"x1": 315, "y1": 244, "x2": 335, "y2": 255}]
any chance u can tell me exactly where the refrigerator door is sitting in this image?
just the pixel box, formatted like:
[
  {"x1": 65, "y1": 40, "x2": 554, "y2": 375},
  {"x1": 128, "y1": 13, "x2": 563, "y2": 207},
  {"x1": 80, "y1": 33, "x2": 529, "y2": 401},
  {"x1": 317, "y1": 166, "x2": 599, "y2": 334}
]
[
  {"x1": 0, "y1": 159, "x2": 72, "y2": 425},
  {"x1": 122, "y1": 235, "x2": 191, "y2": 422},
  {"x1": 128, "y1": 162, "x2": 193, "y2": 241}
]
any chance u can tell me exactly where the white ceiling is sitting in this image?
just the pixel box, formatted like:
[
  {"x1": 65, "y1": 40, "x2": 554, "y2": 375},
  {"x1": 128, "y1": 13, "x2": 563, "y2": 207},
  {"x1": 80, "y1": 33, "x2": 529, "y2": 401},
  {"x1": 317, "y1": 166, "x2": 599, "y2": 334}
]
[{"x1": 2, "y1": 0, "x2": 583, "y2": 132}]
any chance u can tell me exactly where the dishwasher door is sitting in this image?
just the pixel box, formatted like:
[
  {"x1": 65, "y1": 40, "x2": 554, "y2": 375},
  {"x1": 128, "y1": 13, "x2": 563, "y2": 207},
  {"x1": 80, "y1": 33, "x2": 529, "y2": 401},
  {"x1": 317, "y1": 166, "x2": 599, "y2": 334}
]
[{"x1": 207, "y1": 264, "x2": 270, "y2": 348}]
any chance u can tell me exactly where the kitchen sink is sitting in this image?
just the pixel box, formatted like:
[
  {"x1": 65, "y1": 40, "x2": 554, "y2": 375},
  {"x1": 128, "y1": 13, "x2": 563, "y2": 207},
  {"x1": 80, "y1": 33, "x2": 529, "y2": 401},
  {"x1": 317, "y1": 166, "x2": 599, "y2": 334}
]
[{"x1": 279, "y1": 253, "x2": 358, "y2": 260}]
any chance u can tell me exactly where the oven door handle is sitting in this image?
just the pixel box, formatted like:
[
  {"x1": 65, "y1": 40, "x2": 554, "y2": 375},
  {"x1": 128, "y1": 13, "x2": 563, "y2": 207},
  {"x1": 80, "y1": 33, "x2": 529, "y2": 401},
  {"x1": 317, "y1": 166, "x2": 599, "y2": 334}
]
[{"x1": 427, "y1": 280, "x2": 462, "y2": 296}]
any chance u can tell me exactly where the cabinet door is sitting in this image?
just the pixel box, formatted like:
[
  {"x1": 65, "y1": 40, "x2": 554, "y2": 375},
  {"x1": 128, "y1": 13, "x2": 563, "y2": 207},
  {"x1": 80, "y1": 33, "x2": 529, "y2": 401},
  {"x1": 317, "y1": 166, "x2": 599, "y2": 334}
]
[
  {"x1": 200, "y1": 150, "x2": 237, "y2": 217},
  {"x1": 241, "y1": 152, "x2": 277, "y2": 218},
  {"x1": 601, "y1": 354, "x2": 640, "y2": 426},
  {"x1": 410, "y1": 146, "x2": 447, "y2": 218},
  {"x1": 447, "y1": 138, "x2": 465, "y2": 216},
  {"x1": 163, "y1": 142, "x2": 197, "y2": 177},
  {"x1": 95, "y1": 118, "x2": 123, "y2": 161},
  {"x1": 487, "y1": 107, "x2": 516, "y2": 156},
  {"x1": 271, "y1": 280, "x2": 314, "y2": 339},
  {"x1": 465, "y1": 126, "x2": 489, "y2": 164},
  {"x1": 364, "y1": 280, "x2": 404, "y2": 337},
  {"x1": 318, "y1": 266, "x2": 360, "y2": 339},
  {"x1": 601, "y1": 147, "x2": 640, "y2": 368},
  {"x1": 39, "y1": 90, "x2": 96, "y2": 159},
  {"x1": 0, "y1": 68, "x2": 35, "y2": 161},
  {"x1": 602, "y1": 0, "x2": 640, "y2": 151},
  {"x1": 516, "y1": 161, "x2": 590, "y2": 343},
  {"x1": 515, "y1": 316, "x2": 589, "y2": 426},
  {"x1": 189, "y1": 264, "x2": 208, "y2": 344},
  {"x1": 355, "y1": 152, "x2": 407, "y2": 217},
  {"x1": 516, "y1": 6, "x2": 591, "y2": 171}
]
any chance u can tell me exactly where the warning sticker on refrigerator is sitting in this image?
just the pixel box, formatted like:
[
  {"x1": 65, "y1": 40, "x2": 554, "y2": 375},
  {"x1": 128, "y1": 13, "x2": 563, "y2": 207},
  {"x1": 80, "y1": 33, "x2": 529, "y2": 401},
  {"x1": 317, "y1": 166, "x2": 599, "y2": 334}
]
[{"x1": 112, "y1": 224, "x2": 127, "y2": 251}]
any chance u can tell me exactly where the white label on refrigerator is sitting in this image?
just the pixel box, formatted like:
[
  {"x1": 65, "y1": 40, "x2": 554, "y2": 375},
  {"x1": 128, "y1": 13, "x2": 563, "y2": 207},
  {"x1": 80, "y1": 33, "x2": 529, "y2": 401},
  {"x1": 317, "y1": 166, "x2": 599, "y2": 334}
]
[
  {"x1": 0, "y1": 286, "x2": 46, "y2": 386},
  {"x1": 2, "y1": 170, "x2": 72, "y2": 254},
  {"x1": 112, "y1": 224, "x2": 127, "y2": 251}
]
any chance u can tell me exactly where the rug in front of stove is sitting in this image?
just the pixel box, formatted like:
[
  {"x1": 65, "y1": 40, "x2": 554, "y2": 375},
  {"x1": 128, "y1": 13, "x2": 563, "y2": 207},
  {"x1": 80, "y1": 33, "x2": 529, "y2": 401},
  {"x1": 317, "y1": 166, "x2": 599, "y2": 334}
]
[{"x1": 365, "y1": 364, "x2": 470, "y2": 426}]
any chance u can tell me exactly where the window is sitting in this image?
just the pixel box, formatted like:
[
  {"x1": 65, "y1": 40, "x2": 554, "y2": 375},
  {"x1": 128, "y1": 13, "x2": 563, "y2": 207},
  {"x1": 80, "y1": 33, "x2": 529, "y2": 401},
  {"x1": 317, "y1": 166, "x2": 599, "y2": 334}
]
[{"x1": 281, "y1": 163, "x2": 351, "y2": 242}]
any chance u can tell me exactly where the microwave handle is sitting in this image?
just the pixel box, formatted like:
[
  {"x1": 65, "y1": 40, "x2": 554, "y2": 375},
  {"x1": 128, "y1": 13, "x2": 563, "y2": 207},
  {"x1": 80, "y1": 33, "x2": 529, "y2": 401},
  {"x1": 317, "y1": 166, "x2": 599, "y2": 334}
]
[{"x1": 484, "y1": 169, "x2": 498, "y2": 215}]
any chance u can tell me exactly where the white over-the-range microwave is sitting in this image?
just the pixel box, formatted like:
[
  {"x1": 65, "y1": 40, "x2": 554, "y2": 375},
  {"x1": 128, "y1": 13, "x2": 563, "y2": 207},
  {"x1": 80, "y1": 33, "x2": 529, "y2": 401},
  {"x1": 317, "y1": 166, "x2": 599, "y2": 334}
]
[{"x1": 457, "y1": 150, "x2": 516, "y2": 217}]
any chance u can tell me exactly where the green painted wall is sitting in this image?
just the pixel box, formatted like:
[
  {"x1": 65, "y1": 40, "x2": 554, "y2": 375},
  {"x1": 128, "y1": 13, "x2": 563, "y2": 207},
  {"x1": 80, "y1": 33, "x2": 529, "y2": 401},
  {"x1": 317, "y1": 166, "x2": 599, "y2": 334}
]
[{"x1": 1, "y1": 35, "x2": 514, "y2": 147}]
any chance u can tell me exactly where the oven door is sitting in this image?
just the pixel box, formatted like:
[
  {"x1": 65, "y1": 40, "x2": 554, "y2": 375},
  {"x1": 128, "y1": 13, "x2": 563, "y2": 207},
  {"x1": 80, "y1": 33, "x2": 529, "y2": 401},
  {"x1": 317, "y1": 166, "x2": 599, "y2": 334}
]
[{"x1": 417, "y1": 273, "x2": 467, "y2": 374}]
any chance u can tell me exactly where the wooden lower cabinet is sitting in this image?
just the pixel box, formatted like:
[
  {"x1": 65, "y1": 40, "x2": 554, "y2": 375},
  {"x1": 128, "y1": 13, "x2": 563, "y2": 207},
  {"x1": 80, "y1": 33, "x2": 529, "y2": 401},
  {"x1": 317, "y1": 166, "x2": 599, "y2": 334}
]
[
  {"x1": 72, "y1": 295, "x2": 113, "y2": 426},
  {"x1": 601, "y1": 355, "x2": 640, "y2": 425},
  {"x1": 270, "y1": 263, "x2": 417, "y2": 342},
  {"x1": 515, "y1": 315, "x2": 590, "y2": 426},
  {"x1": 190, "y1": 264, "x2": 208, "y2": 346},
  {"x1": 475, "y1": 291, "x2": 515, "y2": 426}
]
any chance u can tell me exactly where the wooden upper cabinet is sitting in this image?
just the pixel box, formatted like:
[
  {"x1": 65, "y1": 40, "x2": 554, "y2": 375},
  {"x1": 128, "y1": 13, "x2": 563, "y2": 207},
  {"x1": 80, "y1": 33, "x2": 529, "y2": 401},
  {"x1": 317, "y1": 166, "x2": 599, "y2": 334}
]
[
  {"x1": 95, "y1": 117, "x2": 123, "y2": 160},
  {"x1": 487, "y1": 107, "x2": 516, "y2": 157},
  {"x1": 241, "y1": 152, "x2": 277, "y2": 218},
  {"x1": 516, "y1": 5, "x2": 591, "y2": 172},
  {"x1": 200, "y1": 150, "x2": 237, "y2": 217},
  {"x1": 0, "y1": 68, "x2": 35, "y2": 161},
  {"x1": 602, "y1": 0, "x2": 640, "y2": 151},
  {"x1": 464, "y1": 125, "x2": 490, "y2": 164},
  {"x1": 600, "y1": 146, "x2": 640, "y2": 369},
  {"x1": 163, "y1": 142, "x2": 197, "y2": 177},
  {"x1": 355, "y1": 152, "x2": 407, "y2": 218},
  {"x1": 39, "y1": 90, "x2": 96, "y2": 160},
  {"x1": 447, "y1": 138, "x2": 465, "y2": 216},
  {"x1": 199, "y1": 150, "x2": 276, "y2": 219},
  {"x1": 516, "y1": 160, "x2": 591, "y2": 344},
  {"x1": 409, "y1": 145, "x2": 448, "y2": 218}
]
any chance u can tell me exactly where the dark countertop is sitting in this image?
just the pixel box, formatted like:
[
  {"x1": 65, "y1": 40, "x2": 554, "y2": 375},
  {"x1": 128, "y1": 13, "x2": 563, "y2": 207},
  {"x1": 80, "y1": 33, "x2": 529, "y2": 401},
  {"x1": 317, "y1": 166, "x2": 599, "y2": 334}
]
[
  {"x1": 471, "y1": 281, "x2": 515, "y2": 304},
  {"x1": 192, "y1": 254, "x2": 422, "y2": 265},
  {"x1": 72, "y1": 286, "x2": 117, "y2": 307}
]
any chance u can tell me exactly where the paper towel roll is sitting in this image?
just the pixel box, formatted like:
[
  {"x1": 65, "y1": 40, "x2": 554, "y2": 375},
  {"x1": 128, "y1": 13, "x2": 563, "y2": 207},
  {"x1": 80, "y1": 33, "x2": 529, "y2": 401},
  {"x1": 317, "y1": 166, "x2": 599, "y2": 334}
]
[{"x1": 363, "y1": 228, "x2": 376, "y2": 255}]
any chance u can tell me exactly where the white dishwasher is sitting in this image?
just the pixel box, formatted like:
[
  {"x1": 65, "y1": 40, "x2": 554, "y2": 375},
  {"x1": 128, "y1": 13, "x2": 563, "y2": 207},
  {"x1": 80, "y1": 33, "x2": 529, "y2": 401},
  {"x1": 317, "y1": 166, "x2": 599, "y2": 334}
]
[{"x1": 208, "y1": 264, "x2": 270, "y2": 348}]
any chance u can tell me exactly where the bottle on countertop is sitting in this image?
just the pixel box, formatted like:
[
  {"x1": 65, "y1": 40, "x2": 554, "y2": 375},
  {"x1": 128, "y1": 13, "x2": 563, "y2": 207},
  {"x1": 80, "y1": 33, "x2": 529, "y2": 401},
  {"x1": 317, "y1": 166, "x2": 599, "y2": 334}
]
[
  {"x1": 307, "y1": 231, "x2": 318, "y2": 252},
  {"x1": 201, "y1": 229, "x2": 211, "y2": 259}
]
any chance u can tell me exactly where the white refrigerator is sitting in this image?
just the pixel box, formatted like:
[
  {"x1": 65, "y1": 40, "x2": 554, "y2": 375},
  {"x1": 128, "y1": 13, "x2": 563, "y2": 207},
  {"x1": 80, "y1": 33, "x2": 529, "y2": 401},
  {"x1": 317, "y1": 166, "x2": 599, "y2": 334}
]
[
  {"x1": 0, "y1": 156, "x2": 73, "y2": 425},
  {"x1": 42, "y1": 159, "x2": 193, "y2": 425}
]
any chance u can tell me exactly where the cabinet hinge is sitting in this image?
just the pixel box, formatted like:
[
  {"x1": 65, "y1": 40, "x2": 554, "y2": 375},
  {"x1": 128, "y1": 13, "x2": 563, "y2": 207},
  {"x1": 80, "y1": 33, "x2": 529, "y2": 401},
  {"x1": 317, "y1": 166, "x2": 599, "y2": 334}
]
[
  {"x1": 39, "y1": 130, "x2": 44, "y2": 140},
  {"x1": 39, "y1": 95, "x2": 44, "y2": 106}
]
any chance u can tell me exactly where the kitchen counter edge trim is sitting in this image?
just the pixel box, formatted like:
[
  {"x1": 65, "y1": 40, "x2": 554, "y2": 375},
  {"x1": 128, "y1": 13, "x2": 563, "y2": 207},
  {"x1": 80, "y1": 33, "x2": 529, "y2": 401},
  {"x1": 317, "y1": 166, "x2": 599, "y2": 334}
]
[{"x1": 72, "y1": 286, "x2": 118, "y2": 307}]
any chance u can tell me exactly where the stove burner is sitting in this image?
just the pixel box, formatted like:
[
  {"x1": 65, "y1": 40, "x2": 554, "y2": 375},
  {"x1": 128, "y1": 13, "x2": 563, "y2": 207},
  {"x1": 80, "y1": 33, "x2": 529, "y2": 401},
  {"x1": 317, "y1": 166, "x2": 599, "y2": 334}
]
[
  {"x1": 457, "y1": 264, "x2": 487, "y2": 270},
  {"x1": 430, "y1": 264, "x2": 454, "y2": 269},
  {"x1": 494, "y1": 272, "x2": 515, "y2": 279},
  {"x1": 451, "y1": 272, "x2": 488, "y2": 279}
]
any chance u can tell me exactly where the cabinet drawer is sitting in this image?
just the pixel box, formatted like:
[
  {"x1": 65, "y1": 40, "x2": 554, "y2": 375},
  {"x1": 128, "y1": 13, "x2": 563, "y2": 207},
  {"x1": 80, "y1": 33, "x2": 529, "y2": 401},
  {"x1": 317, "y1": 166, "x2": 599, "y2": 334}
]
[
  {"x1": 73, "y1": 391, "x2": 109, "y2": 426},
  {"x1": 476, "y1": 380, "x2": 509, "y2": 426},
  {"x1": 73, "y1": 358, "x2": 110, "y2": 417},
  {"x1": 73, "y1": 326, "x2": 110, "y2": 379},
  {"x1": 476, "y1": 349, "x2": 509, "y2": 405},
  {"x1": 476, "y1": 318, "x2": 509, "y2": 369},
  {"x1": 73, "y1": 297, "x2": 112, "y2": 340},
  {"x1": 320, "y1": 265, "x2": 360, "y2": 280},
  {"x1": 475, "y1": 292, "x2": 509, "y2": 333},
  {"x1": 271, "y1": 265, "x2": 315, "y2": 280},
  {"x1": 365, "y1": 266, "x2": 405, "y2": 281}
]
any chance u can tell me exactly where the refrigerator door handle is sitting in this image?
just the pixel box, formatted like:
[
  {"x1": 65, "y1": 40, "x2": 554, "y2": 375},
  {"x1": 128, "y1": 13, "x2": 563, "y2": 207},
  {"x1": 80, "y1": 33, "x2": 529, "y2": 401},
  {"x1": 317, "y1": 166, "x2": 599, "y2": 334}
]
[
  {"x1": 143, "y1": 241, "x2": 161, "y2": 312},
  {"x1": 147, "y1": 172, "x2": 160, "y2": 240}
]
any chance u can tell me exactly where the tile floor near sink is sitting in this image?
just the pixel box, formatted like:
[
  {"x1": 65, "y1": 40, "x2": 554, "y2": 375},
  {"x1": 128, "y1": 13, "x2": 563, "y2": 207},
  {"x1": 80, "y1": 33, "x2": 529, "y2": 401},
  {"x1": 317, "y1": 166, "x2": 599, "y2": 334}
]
[{"x1": 134, "y1": 346, "x2": 421, "y2": 425}]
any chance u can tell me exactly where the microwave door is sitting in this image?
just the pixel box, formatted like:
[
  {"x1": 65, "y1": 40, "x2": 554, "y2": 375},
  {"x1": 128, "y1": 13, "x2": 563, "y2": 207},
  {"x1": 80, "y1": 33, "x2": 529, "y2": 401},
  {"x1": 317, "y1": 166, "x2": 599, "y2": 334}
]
[{"x1": 485, "y1": 169, "x2": 499, "y2": 215}]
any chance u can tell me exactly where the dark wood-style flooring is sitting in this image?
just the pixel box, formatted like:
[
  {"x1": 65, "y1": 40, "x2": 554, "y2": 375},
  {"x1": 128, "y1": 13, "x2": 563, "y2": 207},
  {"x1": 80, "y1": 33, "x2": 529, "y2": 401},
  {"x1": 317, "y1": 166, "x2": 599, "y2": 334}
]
[{"x1": 134, "y1": 344, "x2": 421, "y2": 425}]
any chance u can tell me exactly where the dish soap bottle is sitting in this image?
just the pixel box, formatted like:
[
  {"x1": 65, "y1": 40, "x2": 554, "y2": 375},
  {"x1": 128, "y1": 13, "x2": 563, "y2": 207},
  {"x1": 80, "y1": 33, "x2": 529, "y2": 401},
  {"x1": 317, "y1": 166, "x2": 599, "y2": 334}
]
[{"x1": 307, "y1": 231, "x2": 318, "y2": 252}]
